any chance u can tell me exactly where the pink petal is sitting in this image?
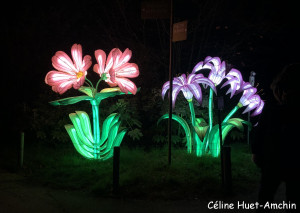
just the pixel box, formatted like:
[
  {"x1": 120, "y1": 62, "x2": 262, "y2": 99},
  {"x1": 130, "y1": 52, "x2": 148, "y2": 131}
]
[
  {"x1": 118, "y1": 48, "x2": 132, "y2": 67},
  {"x1": 82, "y1": 55, "x2": 92, "y2": 71},
  {"x1": 111, "y1": 48, "x2": 122, "y2": 69},
  {"x1": 45, "y1": 71, "x2": 76, "y2": 94},
  {"x1": 45, "y1": 71, "x2": 76, "y2": 85},
  {"x1": 56, "y1": 81, "x2": 74, "y2": 94},
  {"x1": 114, "y1": 63, "x2": 139, "y2": 78},
  {"x1": 106, "y1": 48, "x2": 117, "y2": 72},
  {"x1": 116, "y1": 78, "x2": 137, "y2": 95},
  {"x1": 94, "y1": 49, "x2": 106, "y2": 75},
  {"x1": 71, "y1": 44, "x2": 83, "y2": 70},
  {"x1": 73, "y1": 76, "x2": 86, "y2": 89},
  {"x1": 52, "y1": 51, "x2": 77, "y2": 74}
]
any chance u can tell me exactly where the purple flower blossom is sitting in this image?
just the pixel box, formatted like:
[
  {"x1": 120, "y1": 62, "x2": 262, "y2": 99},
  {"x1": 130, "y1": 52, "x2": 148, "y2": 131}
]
[
  {"x1": 162, "y1": 73, "x2": 216, "y2": 108},
  {"x1": 192, "y1": 56, "x2": 226, "y2": 86},
  {"x1": 239, "y1": 86, "x2": 264, "y2": 116}
]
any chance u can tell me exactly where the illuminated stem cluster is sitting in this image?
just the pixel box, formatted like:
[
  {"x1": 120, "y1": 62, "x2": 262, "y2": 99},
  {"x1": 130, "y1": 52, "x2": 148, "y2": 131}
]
[{"x1": 90, "y1": 99, "x2": 101, "y2": 158}]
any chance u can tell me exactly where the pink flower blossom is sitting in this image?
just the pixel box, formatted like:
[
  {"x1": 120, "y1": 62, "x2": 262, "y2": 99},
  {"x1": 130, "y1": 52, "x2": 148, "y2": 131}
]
[
  {"x1": 45, "y1": 44, "x2": 92, "y2": 94},
  {"x1": 93, "y1": 48, "x2": 139, "y2": 94}
]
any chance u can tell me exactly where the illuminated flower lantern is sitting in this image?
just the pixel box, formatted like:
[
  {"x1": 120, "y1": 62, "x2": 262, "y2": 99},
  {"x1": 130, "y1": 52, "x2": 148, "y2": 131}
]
[
  {"x1": 45, "y1": 44, "x2": 139, "y2": 160},
  {"x1": 159, "y1": 56, "x2": 264, "y2": 157}
]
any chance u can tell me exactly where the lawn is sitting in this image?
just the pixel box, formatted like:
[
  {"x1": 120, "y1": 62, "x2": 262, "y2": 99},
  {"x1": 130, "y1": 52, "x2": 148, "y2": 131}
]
[{"x1": 1, "y1": 140, "x2": 260, "y2": 201}]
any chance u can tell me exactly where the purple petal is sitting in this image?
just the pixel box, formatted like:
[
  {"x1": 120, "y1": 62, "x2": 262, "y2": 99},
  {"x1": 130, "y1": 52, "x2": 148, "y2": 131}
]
[
  {"x1": 192, "y1": 61, "x2": 204, "y2": 73},
  {"x1": 251, "y1": 100, "x2": 265, "y2": 116},
  {"x1": 192, "y1": 61, "x2": 213, "y2": 73},
  {"x1": 187, "y1": 73, "x2": 196, "y2": 84},
  {"x1": 195, "y1": 76, "x2": 217, "y2": 94},
  {"x1": 171, "y1": 85, "x2": 182, "y2": 108},
  {"x1": 187, "y1": 83, "x2": 203, "y2": 104},
  {"x1": 205, "y1": 57, "x2": 221, "y2": 69},
  {"x1": 162, "y1": 81, "x2": 170, "y2": 99},
  {"x1": 177, "y1": 74, "x2": 187, "y2": 84}
]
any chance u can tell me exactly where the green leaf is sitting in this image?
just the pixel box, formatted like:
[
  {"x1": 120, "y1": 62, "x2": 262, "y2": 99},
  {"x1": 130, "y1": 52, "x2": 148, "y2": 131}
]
[
  {"x1": 158, "y1": 114, "x2": 192, "y2": 153},
  {"x1": 78, "y1": 86, "x2": 96, "y2": 97},
  {"x1": 94, "y1": 87, "x2": 140, "y2": 102},
  {"x1": 49, "y1": 95, "x2": 92, "y2": 106}
]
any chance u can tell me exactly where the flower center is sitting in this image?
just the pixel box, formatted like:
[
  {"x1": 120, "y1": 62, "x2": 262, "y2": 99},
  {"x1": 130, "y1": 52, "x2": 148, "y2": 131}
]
[{"x1": 76, "y1": 71, "x2": 84, "y2": 79}]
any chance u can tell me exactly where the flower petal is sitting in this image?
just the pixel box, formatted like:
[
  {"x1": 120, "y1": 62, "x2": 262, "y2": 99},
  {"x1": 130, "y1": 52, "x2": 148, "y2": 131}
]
[
  {"x1": 94, "y1": 49, "x2": 107, "y2": 75},
  {"x1": 192, "y1": 61, "x2": 213, "y2": 73},
  {"x1": 105, "y1": 48, "x2": 117, "y2": 72},
  {"x1": 82, "y1": 55, "x2": 92, "y2": 71},
  {"x1": 115, "y1": 78, "x2": 137, "y2": 94},
  {"x1": 195, "y1": 75, "x2": 217, "y2": 94},
  {"x1": 251, "y1": 100, "x2": 264, "y2": 116},
  {"x1": 45, "y1": 71, "x2": 76, "y2": 94},
  {"x1": 52, "y1": 51, "x2": 77, "y2": 74},
  {"x1": 71, "y1": 44, "x2": 83, "y2": 70},
  {"x1": 114, "y1": 63, "x2": 139, "y2": 78},
  {"x1": 162, "y1": 81, "x2": 170, "y2": 99},
  {"x1": 171, "y1": 85, "x2": 182, "y2": 108},
  {"x1": 187, "y1": 83, "x2": 203, "y2": 104},
  {"x1": 118, "y1": 48, "x2": 132, "y2": 67}
]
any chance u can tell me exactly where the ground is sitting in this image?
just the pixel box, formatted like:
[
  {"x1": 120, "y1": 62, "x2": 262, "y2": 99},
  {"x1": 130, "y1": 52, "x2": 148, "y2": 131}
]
[{"x1": 0, "y1": 167, "x2": 287, "y2": 213}]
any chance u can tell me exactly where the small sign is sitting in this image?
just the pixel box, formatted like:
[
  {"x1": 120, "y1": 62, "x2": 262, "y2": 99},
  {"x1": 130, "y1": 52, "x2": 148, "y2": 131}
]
[{"x1": 172, "y1": 20, "x2": 188, "y2": 42}]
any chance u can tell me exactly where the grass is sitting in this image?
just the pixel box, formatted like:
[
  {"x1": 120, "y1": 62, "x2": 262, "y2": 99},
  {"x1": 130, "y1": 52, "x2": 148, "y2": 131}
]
[{"x1": 1, "y1": 141, "x2": 260, "y2": 200}]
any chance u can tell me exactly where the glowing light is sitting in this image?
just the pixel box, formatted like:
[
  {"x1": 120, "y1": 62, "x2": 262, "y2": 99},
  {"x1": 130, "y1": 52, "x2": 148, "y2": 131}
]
[
  {"x1": 45, "y1": 44, "x2": 92, "y2": 94},
  {"x1": 159, "y1": 56, "x2": 264, "y2": 157},
  {"x1": 193, "y1": 56, "x2": 226, "y2": 86},
  {"x1": 46, "y1": 44, "x2": 139, "y2": 160},
  {"x1": 162, "y1": 73, "x2": 216, "y2": 108},
  {"x1": 65, "y1": 111, "x2": 126, "y2": 160},
  {"x1": 221, "y1": 68, "x2": 244, "y2": 98},
  {"x1": 94, "y1": 48, "x2": 139, "y2": 94}
]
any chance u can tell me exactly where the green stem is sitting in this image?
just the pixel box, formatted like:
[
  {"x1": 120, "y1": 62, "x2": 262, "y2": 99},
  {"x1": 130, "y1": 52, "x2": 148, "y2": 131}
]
[
  {"x1": 208, "y1": 88, "x2": 214, "y2": 132},
  {"x1": 188, "y1": 99, "x2": 196, "y2": 154},
  {"x1": 222, "y1": 103, "x2": 242, "y2": 124},
  {"x1": 188, "y1": 99, "x2": 196, "y2": 126},
  {"x1": 85, "y1": 78, "x2": 94, "y2": 88},
  {"x1": 95, "y1": 78, "x2": 103, "y2": 93},
  {"x1": 90, "y1": 99, "x2": 101, "y2": 159}
]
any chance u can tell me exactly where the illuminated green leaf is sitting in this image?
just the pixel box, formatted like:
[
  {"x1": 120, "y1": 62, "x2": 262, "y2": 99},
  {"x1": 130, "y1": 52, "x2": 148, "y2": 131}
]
[
  {"x1": 78, "y1": 86, "x2": 96, "y2": 97},
  {"x1": 65, "y1": 125, "x2": 94, "y2": 159},
  {"x1": 69, "y1": 112, "x2": 94, "y2": 148},
  {"x1": 100, "y1": 113, "x2": 120, "y2": 146},
  {"x1": 49, "y1": 95, "x2": 92, "y2": 106},
  {"x1": 158, "y1": 114, "x2": 192, "y2": 153}
]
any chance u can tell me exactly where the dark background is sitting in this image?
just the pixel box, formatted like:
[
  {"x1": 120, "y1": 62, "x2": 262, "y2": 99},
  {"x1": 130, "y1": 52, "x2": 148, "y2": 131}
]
[{"x1": 2, "y1": 0, "x2": 299, "y2": 136}]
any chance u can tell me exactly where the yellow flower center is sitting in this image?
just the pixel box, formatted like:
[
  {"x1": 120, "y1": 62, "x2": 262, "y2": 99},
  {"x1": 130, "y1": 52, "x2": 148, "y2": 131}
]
[{"x1": 76, "y1": 71, "x2": 84, "y2": 79}]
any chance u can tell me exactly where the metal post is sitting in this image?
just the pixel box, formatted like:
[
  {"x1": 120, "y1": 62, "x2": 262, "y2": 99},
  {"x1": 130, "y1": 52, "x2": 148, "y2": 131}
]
[
  {"x1": 167, "y1": 0, "x2": 173, "y2": 165},
  {"x1": 222, "y1": 146, "x2": 232, "y2": 194},
  {"x1": 113, "y1": 146, "x2": 120, "y2": 194},
  {"x1": 20, "y1": 132, "x2": 24, "y2": 168}
]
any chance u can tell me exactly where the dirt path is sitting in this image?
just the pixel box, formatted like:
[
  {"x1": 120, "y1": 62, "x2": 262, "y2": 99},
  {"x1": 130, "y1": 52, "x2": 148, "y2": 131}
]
[{"x1": 0, "y1": 168, "x2": 285, "y2": 213}]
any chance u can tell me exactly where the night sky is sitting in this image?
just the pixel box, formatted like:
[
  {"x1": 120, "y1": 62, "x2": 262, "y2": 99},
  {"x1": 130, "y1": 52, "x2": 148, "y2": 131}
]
[{"x1": 3, "y1": 0, "x2": 300, "y2": 132}]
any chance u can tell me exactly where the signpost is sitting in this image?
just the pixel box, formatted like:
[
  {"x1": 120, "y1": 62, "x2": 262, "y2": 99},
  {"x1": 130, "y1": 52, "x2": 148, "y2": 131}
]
[{"x1": 141, "y1": 0, "x2": 187, "y2": 165}]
